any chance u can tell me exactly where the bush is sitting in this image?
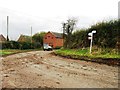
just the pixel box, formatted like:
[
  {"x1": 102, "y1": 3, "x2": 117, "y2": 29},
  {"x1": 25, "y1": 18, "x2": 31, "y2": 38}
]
[
  {"x1": 10, "y1": 41, "x2": 20, "y2": 49},
  {"x1": 32, "y1": 42, "x2": 41, "y2": 49},
  {"x1": 19, "y1": 42, "x2": 41, "y2": 49},
  {"x1": 19, "y1": 42, "x2": 31, "y2": 49},
  {"x1": 1, "y1": 41, "x2": 20, "y2": 49},
  {"x1": 1, "y1": 41, "x2": 42, "y2": 50},
  {"x1": 1, "y1": 42, "x2": 11, "y2": 49}
]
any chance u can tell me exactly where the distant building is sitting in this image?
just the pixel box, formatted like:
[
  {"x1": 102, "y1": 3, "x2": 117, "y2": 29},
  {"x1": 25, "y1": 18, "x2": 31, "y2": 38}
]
[
  {"x1": 17, "y1": 34, "x2": 31, "y2": 42},
  {"x1": 0, "y1": 34, "x2": 7, "y2": 43},
  {"x1": 43, "y1": 31, "x2": 64, "y2": 48}
]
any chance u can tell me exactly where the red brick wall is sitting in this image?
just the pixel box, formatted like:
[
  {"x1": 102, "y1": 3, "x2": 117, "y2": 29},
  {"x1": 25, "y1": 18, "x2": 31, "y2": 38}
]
[
  {"x1": 43, "y1": 32, "x2": 63, "y2": 48},
  {"x1": 56, "y1": 38, "x2": 63, "y2": 47}
]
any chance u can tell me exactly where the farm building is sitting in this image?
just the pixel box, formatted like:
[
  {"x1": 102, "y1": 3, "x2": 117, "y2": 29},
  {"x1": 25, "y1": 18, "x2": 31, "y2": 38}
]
[
  {"x1": 0, "y1": 34, "x2": 6, "y2": 43},
  {"x1": 17, "y1": 35, "x2": 31, "y2": 42},
  {"x1": 43, "y1": 31, "x2": 63, "y2": 48}
]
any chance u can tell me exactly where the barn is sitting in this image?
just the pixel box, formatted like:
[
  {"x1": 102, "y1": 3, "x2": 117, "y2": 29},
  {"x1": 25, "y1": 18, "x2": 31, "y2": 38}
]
[{"x1": 43, "y1": 31, "x2": 63, "y2": 48}]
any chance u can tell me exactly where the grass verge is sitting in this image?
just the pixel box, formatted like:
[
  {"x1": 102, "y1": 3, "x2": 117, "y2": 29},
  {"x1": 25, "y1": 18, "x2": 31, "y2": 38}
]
[
  {"x1": 0, "y1": 49, "x2": 42, "y2": 57},
  {"x1": 54, "y1": 48, "x2": 120, "y2": 66}
]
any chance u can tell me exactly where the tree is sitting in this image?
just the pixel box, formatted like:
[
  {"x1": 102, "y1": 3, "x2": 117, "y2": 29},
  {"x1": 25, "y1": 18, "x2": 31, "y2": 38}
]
[
  {"x1": 32, "y1": 32, "x2": 46, "y2": 48},
  {"x1": 62, "y1": 18, "x2": 77, "y2": 48}
]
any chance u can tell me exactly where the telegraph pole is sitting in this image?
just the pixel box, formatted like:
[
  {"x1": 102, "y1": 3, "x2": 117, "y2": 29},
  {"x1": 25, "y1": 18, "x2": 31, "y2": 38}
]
[
  {"x1": 31, "y1": 26, "x2": 32, "y2": 48},
  {"x1": 118, "y1": 1, "x2": 120, "y2": 19},
  {"x1": 63, "y1": 23, "x2": 65, "y2": 47},
  {"x1": 7, "y1": 16, "x2": 9, "y2": 41}
]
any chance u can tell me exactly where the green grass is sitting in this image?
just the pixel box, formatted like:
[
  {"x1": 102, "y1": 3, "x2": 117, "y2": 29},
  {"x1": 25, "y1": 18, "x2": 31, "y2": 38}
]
[
  {"x1": 0, "y1": 49, "x2": 19, "y2": 56},
  {"x1": 0, "y1": 51, "x2": 13, "y2": 55},
  {"x1": 0, "y1": 49, "x2": 42, "y2": 56},
  {"x1": 54, "y1": 48, "x2": 120, "y2": 59}
]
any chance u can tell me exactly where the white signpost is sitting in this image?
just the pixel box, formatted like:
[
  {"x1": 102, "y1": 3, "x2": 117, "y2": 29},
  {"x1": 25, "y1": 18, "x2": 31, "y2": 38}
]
[{"x1": 88, "y1": 30, "x2": 96, "y2": 54}]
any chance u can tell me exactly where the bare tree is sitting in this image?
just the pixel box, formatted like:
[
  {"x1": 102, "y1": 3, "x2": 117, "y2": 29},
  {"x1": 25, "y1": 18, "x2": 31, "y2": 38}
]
[{"x1": 62, "y1": 18, "x2": 77, "y2": 48}]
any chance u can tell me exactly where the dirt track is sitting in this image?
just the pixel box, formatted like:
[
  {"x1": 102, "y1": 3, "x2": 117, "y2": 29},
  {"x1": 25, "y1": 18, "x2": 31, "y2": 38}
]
[{"x1": 0, "y1": 51, "x2": 118, "y2": 88}]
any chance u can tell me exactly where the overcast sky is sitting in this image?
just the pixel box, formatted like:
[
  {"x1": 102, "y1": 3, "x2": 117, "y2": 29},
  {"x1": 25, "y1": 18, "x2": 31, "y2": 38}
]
[{"x1": 0, "y1": 0, "x2": 119, "y2": 40}]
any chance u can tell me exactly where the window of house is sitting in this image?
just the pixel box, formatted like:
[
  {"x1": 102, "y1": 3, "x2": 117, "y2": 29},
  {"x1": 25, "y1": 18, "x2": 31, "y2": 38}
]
[
  {"x1": 51, "y1": 37, "x2": 53, "y2": 39},
  {"x1": 48, "y1": 36, "x2": 50, "y2": 38},
  {"x1": 45, "y1": 37, "x2": 47, "y2": 39}
]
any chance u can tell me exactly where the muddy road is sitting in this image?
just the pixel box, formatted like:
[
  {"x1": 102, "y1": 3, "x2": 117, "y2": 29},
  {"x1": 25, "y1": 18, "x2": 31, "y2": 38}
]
[{"x1": 0, "y1": 51, "x2": 118, "y2": 88}]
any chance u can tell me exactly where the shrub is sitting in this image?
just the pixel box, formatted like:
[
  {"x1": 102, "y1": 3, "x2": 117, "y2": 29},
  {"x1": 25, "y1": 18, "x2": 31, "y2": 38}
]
[
  {"x1": 32, "y1": 42, "x2": 41, "y2": 49},
  {"x1": 1, "y1": 41, "x2": 36, "y2": 50},
  {"x1": 19, "y1": 42, "x2": 31, "y2": 49}
]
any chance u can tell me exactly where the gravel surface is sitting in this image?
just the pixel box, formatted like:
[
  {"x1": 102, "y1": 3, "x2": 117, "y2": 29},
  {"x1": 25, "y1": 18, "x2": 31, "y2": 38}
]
[{"x1": 1, "y1": 51, "x2": 118, "y2": 88}]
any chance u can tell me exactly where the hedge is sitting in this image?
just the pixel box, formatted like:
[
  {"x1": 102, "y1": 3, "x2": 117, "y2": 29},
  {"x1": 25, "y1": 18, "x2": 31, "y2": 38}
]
[{"x1": 0, "y1": 41, "x2": 41, "y2": 49}]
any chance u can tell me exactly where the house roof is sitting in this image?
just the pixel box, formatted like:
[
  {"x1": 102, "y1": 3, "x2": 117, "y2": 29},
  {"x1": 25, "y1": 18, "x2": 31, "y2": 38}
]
[
  {"x1": 0, "y1": 34, "x2": 6, "y2": 42},
  {"x1": 20, "y1": 35, "x2": 31, "y2": 38},
  {"x1": 50, "y1": 32, "x2": 63, "y2": 38},
  {"x1": 18, "y1": 34, "x2": 31, "y2": 42}
]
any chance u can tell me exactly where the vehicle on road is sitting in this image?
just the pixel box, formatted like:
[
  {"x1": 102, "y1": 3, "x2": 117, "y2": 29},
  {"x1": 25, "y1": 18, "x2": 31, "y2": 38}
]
[{"x1": 43, "y1": 43, "x2": 53, "y2": 51}]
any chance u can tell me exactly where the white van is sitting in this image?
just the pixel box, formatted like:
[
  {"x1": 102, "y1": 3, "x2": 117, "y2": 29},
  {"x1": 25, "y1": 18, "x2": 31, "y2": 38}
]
[{"x1": 43, "y1": 44, "x2": 52, "y2": 51}]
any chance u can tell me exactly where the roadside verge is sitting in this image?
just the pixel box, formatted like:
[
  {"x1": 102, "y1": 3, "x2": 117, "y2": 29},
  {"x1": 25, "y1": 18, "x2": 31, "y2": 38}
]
[{"x1": 52, "y1": 50, "x2": 120, "y2": 66}]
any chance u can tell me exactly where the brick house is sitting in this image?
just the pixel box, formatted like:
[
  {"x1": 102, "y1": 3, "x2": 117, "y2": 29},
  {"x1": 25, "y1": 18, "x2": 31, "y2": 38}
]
[
  {"x1": 43, "y1": 31, "x2": 63, "y2": 48},
  {"x1": 0, "y1": 34, "x2": 6, "y2": 43},
  {"x1": 17, "y1": 35, "x2": 31, "y2": 42}
]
